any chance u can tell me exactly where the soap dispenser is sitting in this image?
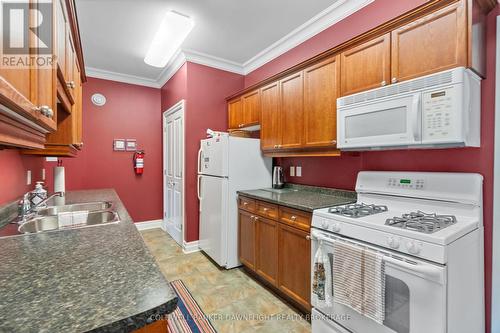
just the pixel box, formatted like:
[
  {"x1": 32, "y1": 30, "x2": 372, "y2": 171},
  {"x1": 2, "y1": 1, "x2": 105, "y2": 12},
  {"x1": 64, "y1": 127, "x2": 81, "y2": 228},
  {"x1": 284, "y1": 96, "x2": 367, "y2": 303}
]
[{"x1": 30, "y1": 181, "x2": 47, "y2": 207}]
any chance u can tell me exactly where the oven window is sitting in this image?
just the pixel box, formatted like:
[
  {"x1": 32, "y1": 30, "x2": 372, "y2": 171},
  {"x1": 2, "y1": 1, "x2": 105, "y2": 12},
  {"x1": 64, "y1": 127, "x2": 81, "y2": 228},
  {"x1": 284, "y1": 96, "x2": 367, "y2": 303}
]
[
  {"x1": 345, "y1": 107, "x2": 407, "y2": 139},
  {"x1": 384, "y1": 275, "x2": 410, "y2": 333}
]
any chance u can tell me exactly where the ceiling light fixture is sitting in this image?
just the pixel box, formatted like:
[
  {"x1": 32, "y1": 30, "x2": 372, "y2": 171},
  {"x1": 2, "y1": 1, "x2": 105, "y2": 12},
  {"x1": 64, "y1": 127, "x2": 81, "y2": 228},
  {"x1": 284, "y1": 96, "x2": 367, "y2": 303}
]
[{"x1": 144, "y1": 10, "x2": 194, "y2": 68}]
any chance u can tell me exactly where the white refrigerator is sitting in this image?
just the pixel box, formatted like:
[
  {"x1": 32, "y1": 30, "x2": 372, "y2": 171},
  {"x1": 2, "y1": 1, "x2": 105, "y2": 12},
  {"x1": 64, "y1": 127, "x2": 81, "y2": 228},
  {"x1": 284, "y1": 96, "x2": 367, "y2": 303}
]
[{"x1": 197, "y1": 134, "x2": 272, "y2": 269}]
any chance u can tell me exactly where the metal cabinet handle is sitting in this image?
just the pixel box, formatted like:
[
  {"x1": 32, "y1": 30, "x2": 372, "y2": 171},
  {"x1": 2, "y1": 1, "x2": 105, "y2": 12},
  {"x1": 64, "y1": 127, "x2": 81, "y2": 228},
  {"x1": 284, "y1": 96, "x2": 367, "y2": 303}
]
[
  {"x1": 381, "y1": 80, "x2": 386, "y2": 86},
  {"x1": 306, "y1": 235, "x2": 311, "y2": 241},
  {"x1": 291, "y1": 215, "x2": 297, "y2": 221},
  {"x1": 331, "y1": 140, "x2": 337, "y2": 145},
  {"x1": 35, "y1": 105, "x2": 53, "y2": 118},
  {"x1": 250, "y1": 215, "x2": 255, "y2": 219},
  {"x1": 66, "y1": 81, "x2": 75, "y2": 89},
  {"x1": 391, "y1": 77, "x2": 398, "y2": 84},
  {"x1": 238, "y1": 124, "x2": 244, "y2": 128},
  {"x1": 254, "y1": 216, "x2": 259, "y2": 221},
  {"x1": 263, "y1": 208, "x2": 269, "y2": 212},
  {"x1": 243, "y1": 202, "x2": 248, "y2": 206}
]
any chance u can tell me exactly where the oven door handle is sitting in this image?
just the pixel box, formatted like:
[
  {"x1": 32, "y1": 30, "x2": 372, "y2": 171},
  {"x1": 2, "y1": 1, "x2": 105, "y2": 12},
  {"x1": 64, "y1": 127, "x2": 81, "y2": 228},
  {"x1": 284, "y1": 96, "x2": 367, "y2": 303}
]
[{"x1": 384, "y1": 256, "x2": 445, "y2": 284}]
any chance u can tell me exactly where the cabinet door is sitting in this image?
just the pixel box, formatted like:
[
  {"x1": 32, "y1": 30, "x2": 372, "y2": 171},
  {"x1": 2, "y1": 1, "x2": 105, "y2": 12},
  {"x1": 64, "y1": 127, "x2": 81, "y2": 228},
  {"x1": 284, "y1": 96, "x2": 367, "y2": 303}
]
[
  {"x1": 304, "y1": 55, "x2": 340, "y2": 148},
  {"x1": 238, "y1": 210, "x2": 255, "y2": 270},
  {"x1": 242, "y1": 90, "x2": 260, "y2": 125},
  {"x1": 391, "y1": 0, "x2": 467, "y2": 83},
  {"x1": 280, "y1": 72, "x2": 304, "y2": 149},
  {"x1": 255, "y1": 216, "x2": 279, "y2": 286},
  {"x1": 228, "y1": 97, "x2": 242, "y2": 130},
  {"x1": 260, "y1": 82, "x2": 281, "y2": 151},
  {"x1": 340, "y1": 33, "x2": 391, "y2": 96},
  {"x1": 278, "y1": 223, "x2": 311, "y2": 310},
  {"x1": 73, "y1": 60, "x2": 83, "y2": 146}
]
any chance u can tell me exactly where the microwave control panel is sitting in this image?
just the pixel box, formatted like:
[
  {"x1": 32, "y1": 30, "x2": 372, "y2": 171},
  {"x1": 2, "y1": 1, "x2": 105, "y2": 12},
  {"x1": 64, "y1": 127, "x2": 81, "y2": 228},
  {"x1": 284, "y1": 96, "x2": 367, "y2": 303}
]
[{"x1": 422, "y1": 87, "x2": 458, "y2": 141}]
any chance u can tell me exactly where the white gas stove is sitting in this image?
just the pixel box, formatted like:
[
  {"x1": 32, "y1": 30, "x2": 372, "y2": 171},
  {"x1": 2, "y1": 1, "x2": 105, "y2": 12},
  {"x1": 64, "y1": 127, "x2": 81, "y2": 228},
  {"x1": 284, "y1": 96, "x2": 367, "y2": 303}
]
[{"x1": 311, "y1": 171, "x2": 484, "y2": 333}]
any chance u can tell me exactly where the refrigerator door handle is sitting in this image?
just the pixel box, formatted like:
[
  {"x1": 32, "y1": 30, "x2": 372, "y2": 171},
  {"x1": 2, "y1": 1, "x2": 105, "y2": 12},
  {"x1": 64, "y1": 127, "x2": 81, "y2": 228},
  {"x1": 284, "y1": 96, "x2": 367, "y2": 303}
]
[
  {"x1": 197, "y1": 148, "x2": 203, "y2": 174},
  {"x1": 197, "y1": 175, "x2": 202, "y2": 201}
]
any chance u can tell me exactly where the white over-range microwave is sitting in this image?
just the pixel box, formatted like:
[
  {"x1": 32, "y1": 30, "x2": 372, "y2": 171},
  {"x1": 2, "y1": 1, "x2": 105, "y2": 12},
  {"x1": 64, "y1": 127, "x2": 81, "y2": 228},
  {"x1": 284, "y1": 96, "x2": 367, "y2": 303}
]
[{"x1": 336, "y1": 67, "x2": 481, "y2": 150}]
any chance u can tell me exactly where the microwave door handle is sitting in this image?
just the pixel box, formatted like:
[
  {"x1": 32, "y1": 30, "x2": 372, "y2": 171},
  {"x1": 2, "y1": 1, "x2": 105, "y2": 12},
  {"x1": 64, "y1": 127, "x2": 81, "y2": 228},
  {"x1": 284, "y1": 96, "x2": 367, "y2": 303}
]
[
  {"x1": 412, "y1": 95, "x2": 421, "y2": 142},
  {"x1": 384, "y1": 256, "x2": 444, "y2": 284}
]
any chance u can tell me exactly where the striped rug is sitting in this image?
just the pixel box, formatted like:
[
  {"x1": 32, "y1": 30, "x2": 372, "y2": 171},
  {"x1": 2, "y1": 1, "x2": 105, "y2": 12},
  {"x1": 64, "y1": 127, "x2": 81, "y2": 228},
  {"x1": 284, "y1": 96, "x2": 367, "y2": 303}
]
[{"x1": 169, "y1": 280, "x2": 217, "y2": 333}]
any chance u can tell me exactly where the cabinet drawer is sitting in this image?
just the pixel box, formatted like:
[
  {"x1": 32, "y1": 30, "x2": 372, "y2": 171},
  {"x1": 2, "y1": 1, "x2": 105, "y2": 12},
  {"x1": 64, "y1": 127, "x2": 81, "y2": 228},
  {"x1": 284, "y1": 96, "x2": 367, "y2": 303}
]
[
  {"x1": 239, "y1": 196, "x2": 256, "y2": 212},
  {"x1": 256, "y1": 201, "x2": 279, "y2": 220},
  {"x1": 279, "y1": 207, "x2": 311, "y2": 231}
]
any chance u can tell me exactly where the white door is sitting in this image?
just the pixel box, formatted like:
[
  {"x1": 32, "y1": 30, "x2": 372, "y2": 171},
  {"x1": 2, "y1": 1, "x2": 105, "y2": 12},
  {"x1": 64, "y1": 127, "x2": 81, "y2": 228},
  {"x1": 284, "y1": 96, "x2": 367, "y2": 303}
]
[
  {"x1": 198, "y1": 175, "x2": 228, "y2": 267},
  {"x1": 163, "y1": 101, "x2": 185, "y2": 245}
]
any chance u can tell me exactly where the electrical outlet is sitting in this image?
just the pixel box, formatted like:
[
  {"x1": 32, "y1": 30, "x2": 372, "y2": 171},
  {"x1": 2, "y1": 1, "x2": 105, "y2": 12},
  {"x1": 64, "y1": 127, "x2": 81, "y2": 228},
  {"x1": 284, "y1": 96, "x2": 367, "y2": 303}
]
[
  {"x1": 296, "y1": 166, "x2": 302, "y2": 177},
  {"x1": 26, "y1": 170, "x2": 31, "y2": 185},
  {"x1": 42, "y1": 168, "x2": 46, "y2": 180},
  {"x1": 290, "y1": 166, "x2": 295, "y2": 177}
]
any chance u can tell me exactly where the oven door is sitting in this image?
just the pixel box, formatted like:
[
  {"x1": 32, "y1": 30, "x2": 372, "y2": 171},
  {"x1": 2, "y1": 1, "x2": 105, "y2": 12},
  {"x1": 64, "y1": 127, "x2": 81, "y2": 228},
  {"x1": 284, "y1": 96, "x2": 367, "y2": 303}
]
[
  {"x1": 311, "y1": 229, "x2": 447, "y2": 333},
  {"x1": 337, "y1": 94, "x2": 421, "y2": 150}
]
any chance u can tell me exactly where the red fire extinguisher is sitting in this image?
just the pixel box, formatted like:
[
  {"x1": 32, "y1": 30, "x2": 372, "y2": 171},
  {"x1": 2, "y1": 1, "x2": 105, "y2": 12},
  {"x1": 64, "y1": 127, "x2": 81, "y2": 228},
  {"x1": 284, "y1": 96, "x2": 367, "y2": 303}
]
[{"x1": 134, "y1": 150, "x2": 145, "y2": 175}]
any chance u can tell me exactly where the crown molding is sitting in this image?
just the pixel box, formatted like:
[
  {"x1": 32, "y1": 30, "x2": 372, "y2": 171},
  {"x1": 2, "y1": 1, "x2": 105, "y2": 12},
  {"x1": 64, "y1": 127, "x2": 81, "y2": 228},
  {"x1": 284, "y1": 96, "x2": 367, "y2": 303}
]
[
  {"x1": 87, "y1": 0, "x2": 373, "y2": 87},
  {"x1": 183, "y1": 49, "x2": 245, "y2": 75},
  {"x1": 242, "y1": 0, "x2": 374, "y2": 74},
  {"x1": 85, "y1": 66, "x2": 162, "y2": 88}
]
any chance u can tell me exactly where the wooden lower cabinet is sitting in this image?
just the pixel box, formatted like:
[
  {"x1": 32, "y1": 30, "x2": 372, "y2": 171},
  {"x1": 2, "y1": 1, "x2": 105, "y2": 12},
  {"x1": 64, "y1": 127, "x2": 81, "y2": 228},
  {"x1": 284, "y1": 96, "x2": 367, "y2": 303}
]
[
  {"x1": 238, "y1": 210, "x2": 256, "y2": 270},
  {"x1": 277, "y1": 223, "x2": 311, "y2": 310},
  {"x1": 238, "y1": 196, "x2": 311, "y2": 312},
  {"x1": 132, "y1": 319, "x2": 168, "y2": 333},
  {"x1": 255, "y1": 216, "x2": 279, "y2": 285}
]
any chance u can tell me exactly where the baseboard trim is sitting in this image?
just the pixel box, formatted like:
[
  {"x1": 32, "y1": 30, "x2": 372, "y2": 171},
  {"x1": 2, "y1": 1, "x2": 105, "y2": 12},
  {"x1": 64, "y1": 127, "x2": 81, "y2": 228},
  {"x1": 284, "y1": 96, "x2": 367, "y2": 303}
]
[
  {"x1": 182, "y1": 240, "x2": 200, "y2": 254},
  {"x1": 135, "y1": 219, "x2": 163, "y2": 231}
]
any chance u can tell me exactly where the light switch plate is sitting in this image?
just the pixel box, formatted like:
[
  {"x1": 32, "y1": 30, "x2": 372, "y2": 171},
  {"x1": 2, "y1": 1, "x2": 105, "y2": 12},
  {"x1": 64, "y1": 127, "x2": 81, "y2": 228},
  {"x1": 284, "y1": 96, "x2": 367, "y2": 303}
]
[
  {"x1": 26, "y1": 170, "x2": 31, "y2": 185},
  {"x1": 296, "y1": 166, "x2": 302, "y2": 177},
  {"x1": 42, "y1": 168, "x2": 46, "y2": 180},
  {"x1": 290, "y1": 166, "x2": 295, "y2": 177}
]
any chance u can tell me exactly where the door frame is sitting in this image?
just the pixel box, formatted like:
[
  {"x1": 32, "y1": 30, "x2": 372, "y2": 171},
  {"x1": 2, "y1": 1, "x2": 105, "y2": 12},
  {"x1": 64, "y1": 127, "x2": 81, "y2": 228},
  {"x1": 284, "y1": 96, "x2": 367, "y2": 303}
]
[
  {"x1": 492, "y1": 16, "x2": 500, "y2": 333},
  {"x1": 162, "y1": 99, "x2": 186, "y2": 245}
]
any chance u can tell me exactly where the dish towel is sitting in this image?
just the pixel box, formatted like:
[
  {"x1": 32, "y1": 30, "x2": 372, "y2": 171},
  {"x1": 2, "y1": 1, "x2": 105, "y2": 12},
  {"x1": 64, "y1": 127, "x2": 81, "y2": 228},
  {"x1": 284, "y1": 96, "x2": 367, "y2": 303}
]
[
  {"x1": 312, "y1": 240, "x2": 332, "y2": 307},
  {"x1": 332, "y1": 241, "x2": 386, "y2": 324}
]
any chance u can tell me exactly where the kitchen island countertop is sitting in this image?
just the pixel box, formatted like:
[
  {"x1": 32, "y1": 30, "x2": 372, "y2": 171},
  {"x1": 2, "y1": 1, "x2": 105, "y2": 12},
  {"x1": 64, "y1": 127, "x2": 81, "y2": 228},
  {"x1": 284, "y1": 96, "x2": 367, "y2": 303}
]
[
  {"x1": 238, "y1": 184, "x2": 356, "y2": 212},
  {"x1": 0, "y1": 189, "x2": 177, "y2": 333}
]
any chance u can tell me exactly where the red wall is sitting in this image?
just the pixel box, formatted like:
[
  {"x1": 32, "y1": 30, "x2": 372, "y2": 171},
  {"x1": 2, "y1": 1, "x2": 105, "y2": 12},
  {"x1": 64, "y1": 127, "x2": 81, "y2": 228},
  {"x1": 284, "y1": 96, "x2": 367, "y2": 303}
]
[
  {"x1": 44, "y1": 77, "x2": 163, "y2": 222},
  {"x1": 161, "y1": 62, "x2": 244, "y2": 242},
  {"x1": 0, "y1": 150, "x2": 44, "y2": 205},
  {"x1": 246, "y1": 1, "x2": 498, "y2": 331}
]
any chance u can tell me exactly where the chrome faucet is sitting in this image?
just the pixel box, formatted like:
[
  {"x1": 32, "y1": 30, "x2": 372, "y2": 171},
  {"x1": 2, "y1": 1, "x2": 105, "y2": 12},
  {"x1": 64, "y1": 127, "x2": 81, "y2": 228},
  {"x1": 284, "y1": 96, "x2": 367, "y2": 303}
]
[{"x1": 17, "y1": 191, "x2": 65, "y2": 224}]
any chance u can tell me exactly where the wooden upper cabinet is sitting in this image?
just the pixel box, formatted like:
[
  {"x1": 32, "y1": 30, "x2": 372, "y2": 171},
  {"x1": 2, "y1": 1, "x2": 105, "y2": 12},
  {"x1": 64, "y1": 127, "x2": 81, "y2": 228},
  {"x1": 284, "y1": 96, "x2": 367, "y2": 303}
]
[
  {"x1": 238, "y1": 210, "x2": 256, "y2": 270},
  {"x1": 391, "y1": 0, "x2": 467, "y2": 83},
  {"x1": 228, "y1": 97, "x2": 242, "y2": 130},
  {"x1": 260, "y1": 82, "x2": 281, "y2": 151},
  {"x1": 278, "y1": 223, "x2": 311, "y2": 310},
  {"x1": 255, "y1": 216, "x2": 279, "y2": 286},
  {"x1": 280, "y1": 72, "x2": 304, "y2": 149},
  {"x1": 304, "y1": 55, "x2": 340, "y2": 148},
  {"x1": 242, "y1": 90, "x2": 260, "y2": 125},
  {"x1": 340, "y1": 33, "x2": 391, "y2": 96}
]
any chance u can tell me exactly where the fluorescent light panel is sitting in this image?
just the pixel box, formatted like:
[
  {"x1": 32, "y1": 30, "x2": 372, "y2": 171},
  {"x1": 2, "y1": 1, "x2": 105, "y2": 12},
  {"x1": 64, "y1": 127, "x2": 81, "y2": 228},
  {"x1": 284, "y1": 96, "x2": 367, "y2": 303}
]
[{"x1": 144, "y1": 11, "x2": 194, "y2": 68}]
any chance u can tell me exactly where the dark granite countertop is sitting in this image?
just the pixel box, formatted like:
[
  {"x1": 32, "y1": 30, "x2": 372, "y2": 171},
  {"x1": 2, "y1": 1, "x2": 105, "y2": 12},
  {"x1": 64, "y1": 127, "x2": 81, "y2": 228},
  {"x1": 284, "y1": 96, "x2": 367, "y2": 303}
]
[
  {"x1": 0, "y1": 189, "x2": 177, "y2": 333},
  {"x1": 238, "y1": 184, "x2": 357, "y2": 212}
]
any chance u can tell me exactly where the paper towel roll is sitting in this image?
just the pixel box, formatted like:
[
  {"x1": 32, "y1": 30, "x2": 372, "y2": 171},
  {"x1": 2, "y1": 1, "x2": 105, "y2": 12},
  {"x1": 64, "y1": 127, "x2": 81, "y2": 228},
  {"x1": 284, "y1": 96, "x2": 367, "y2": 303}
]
[{"x1": 54, "y1": 166, "x2": 65, "y2": 193}]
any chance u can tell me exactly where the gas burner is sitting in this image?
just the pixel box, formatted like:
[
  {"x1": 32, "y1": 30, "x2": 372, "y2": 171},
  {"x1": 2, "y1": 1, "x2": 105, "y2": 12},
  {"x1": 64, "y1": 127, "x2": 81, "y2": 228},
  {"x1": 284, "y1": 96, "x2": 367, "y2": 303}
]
[
  {"x1": 385, "y1": 211, "x2": 457, "y2": 234},
  {"x1": 328, "y1": 203, "x2": 388, "y2": 218}
]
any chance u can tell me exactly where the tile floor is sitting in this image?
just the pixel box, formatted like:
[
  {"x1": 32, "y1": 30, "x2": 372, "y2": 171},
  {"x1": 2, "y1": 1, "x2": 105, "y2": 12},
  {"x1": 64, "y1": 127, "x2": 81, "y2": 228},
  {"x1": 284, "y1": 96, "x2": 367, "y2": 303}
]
[{"x1": 141, "y1": 228, "x2": 311, "y2": 333}]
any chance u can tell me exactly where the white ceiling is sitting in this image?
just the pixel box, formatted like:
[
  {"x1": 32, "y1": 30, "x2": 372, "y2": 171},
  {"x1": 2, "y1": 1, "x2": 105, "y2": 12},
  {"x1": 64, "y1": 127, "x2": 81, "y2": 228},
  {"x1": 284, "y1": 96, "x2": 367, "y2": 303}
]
[{"x1": 76, "y1": 0, "x2": 373, "y2": 87}]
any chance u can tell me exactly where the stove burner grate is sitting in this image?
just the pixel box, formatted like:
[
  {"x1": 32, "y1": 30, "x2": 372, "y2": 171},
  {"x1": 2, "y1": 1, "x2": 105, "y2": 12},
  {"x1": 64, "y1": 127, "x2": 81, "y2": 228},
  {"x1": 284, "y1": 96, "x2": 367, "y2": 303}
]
[
  {"x1": 328, "y1": 203, "x2": 388, "y2": 218},
  {"x1": 385, "y1": 211, "x2": 457, "y2": 234}
]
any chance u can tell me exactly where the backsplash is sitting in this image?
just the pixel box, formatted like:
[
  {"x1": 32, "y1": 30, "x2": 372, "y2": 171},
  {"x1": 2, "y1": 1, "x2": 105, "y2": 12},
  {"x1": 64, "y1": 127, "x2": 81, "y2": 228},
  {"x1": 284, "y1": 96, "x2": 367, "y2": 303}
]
[{"x1": 0, "y1": 150, "x2": 44, "y2": 205}]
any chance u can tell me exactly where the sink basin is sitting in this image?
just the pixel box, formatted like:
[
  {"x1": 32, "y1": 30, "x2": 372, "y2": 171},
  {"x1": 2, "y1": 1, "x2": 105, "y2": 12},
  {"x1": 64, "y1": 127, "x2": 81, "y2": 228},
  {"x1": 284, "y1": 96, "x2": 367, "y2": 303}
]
[
  {"x1": 36, "y1": 201, "x2": 113, "y2": 216},
  {"x1": 18, "y1": 211, "x2": 119, "y2": 234},
  {"x1": 262, "y1": 188, "x2": 297, "y2": 194}
]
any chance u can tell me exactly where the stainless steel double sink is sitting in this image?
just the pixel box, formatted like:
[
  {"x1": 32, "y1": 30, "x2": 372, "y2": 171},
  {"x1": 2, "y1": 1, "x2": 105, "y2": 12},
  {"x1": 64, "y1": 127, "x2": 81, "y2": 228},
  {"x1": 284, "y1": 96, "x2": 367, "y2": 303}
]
[{"x1": 18, "y1": 201, "x2": 120, "y2": 234}]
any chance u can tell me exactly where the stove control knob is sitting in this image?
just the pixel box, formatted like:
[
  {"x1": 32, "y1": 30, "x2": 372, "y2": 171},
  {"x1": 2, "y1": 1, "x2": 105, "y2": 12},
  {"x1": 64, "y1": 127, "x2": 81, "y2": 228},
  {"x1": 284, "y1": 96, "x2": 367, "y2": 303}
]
[
  {"x1": 331, "y1": 223, "x2": 341, "y2": 233},
  {"x1": 321, "y1": 221, "x2": 330, "y2": 230},
  {"x1": 387, "y1": 236, "x2": 400, "y2": 249},
  {"x1": 406, "y1": 241, "x2": 422, "y2": 254}
]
